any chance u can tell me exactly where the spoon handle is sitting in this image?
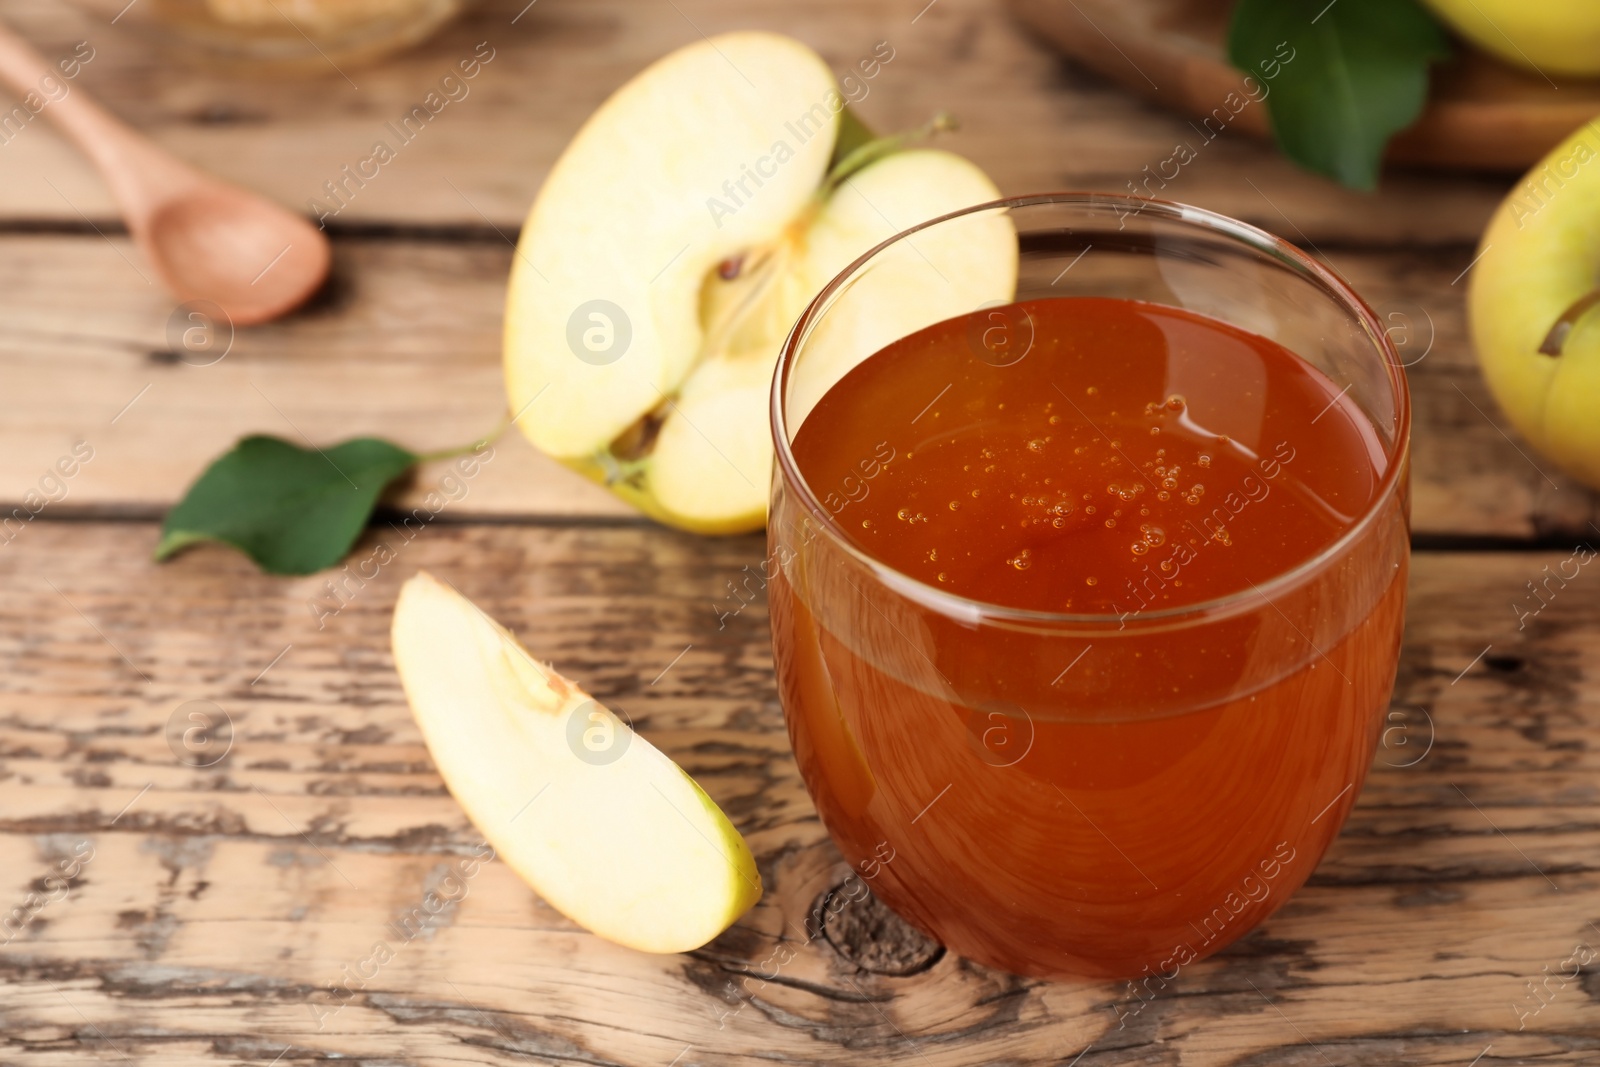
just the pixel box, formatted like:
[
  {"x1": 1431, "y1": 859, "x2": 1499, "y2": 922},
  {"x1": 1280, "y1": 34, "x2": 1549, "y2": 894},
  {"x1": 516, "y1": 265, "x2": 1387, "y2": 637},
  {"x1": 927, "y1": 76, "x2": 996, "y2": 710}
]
[{"x1": 0, "y1": 19, "x2": 199, "y2": 220}]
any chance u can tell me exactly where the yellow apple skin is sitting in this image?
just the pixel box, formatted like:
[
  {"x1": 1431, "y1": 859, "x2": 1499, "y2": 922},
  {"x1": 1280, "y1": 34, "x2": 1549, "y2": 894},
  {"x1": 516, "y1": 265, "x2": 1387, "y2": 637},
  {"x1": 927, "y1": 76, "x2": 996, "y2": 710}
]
[
  {"x1": 1469, "y1": 120, "x2": 1600, "y2": 490},
  {"x1": 1421, "y1": 0, "x2": 1600, "y2": 77}
]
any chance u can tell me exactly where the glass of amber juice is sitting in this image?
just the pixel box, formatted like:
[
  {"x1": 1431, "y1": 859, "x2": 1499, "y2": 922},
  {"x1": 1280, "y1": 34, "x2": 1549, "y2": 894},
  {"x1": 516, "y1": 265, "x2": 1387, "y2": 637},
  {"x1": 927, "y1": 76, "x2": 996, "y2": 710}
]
[{"x1": 768, "y1": 194, "x2": 1410, "y2": 981}]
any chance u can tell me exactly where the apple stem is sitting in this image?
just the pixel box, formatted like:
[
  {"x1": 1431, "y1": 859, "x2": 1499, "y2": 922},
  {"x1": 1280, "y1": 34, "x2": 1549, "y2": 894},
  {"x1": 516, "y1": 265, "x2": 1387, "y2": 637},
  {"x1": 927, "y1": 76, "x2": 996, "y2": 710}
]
[
  {"x1": 415, "y1": 417, "x2": 510, "y2": 463},
  {"x1": 819, "y1": 111, "x2": 958, "y2": 198},
  {"x1": 1538, "y1": 288, "x2": 1600, "y2": 356}
]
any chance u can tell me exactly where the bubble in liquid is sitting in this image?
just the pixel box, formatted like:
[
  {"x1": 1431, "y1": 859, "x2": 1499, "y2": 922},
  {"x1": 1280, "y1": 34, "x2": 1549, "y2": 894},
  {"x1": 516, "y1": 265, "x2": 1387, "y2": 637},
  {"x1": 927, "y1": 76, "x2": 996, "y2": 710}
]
[
  {"x1": 1086, "y1": 386, "x2": 1098, "y2": 396},
  {"x1": 897, "y1": 508, "x2": 911, "y2": 522},
  {"x1": 1191, "y1": 484, "x2": 1205, "y2": 497},
  {"x1": 1028, "y1": 439, "x2": 1045, "y2": 452},
  {"x1": 1104, "y1": 518, "x2": 1116, "y2": 529},
  {"x1": 1157, "y1": 491, "x2": 1171, "y2": 502},
  {"x1": 1149, "y1": 426, "x2": 1161, "y2": 435},
  {"x1": 1140, "y1": 523, "x2": 1165, "y2": 546},
  {"x1": 1165, "y1": 395, "x2": 1185, "y2": 411},
  {"x1": 928, "y1": 548, "x2": 938, "y2": 561},
  {"x1": 1131, "y1": 541, "x2": 1149, "y2": 556},
  {"x1": 862, "y1": 519, "x2": 873, "y2": 529},
  {"x1": 1197, "y1": 454, "x2": 1212, "y2": 468},
  {"x1": 1085, "y1": 505, "x2": 1097, "y2": 515},
  {"x1": 1085, "y1": 576, "x2": 1098, "y2": 586},
  {"x1": 1053, "y1": 516, "x2": 1067, "y2": 528},
  {"x1": 971, "y1": 488, "x2": 981, "y2": 498},
  {"x1": 1049, "y1": 415, "x2": 1061, "y2": 425},
  {"x1": 1009, "y1": 549, "x2": 1032, "y2": 571},
  {"x1": 949, "y1": 500, "x2": 960, "y2": 511}
]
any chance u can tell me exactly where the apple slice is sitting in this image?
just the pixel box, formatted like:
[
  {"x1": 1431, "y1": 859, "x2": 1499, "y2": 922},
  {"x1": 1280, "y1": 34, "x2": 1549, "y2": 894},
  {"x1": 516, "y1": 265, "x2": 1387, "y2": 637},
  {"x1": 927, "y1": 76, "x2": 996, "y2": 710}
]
[
  {"x1": 391, "y1": 571, "x2": 761, "y2": 953},
  {"x1": 504, "y1": 32, "x2": 1017, "y2": 534},
  {"x1": 647, "y1": 149, "x2": 1017, "y2": 525},
  {"x1": 505, "y1": 31, "x2": 837, "y2": 463}
]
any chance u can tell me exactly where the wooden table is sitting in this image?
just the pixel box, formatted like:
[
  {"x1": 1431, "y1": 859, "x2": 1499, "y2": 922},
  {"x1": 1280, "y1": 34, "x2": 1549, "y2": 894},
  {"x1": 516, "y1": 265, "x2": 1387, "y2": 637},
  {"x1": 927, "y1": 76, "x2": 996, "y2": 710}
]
[{"x1": 3, "y1": 1, "x2": 1598, "y2": 1063}]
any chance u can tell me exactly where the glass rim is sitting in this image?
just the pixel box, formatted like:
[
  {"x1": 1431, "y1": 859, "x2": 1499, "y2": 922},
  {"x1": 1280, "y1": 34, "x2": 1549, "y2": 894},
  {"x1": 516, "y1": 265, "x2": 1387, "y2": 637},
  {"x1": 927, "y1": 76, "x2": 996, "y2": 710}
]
[{"x1": 769, "y1": 191, "x2": 1412, "y2": 629}]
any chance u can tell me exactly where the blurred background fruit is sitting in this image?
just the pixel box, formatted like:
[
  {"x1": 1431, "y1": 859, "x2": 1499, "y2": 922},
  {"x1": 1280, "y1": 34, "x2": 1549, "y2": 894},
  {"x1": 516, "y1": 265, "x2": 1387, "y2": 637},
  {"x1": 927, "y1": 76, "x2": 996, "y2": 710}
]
[
  {"x1": 65, "y1": 0, "x2": 471, "y2": 70},
  {"x1": 1420, "y1": 0, "x2": 1600, "y2": 78},
  {"x1": 1467, "y1": 122, "x2": 1600, "y2": 491}
]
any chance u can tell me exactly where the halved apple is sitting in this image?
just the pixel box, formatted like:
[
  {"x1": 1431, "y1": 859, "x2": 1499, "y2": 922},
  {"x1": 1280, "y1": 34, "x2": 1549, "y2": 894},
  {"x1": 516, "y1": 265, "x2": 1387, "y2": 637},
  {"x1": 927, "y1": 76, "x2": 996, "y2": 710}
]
[
  {"x1": 391, "y1": 571, "x2": 761, "y2": 953},
  {"x1": 505, "y1": 31, "x2": 1017, "y2": 533}
]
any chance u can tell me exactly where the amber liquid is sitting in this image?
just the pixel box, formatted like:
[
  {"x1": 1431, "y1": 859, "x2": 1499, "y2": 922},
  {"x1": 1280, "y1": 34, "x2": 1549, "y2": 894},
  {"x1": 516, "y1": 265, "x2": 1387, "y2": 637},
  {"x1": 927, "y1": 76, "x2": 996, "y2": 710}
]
[{"x1": 771, "y1": 297, "x2": 1407, "y2": 979}]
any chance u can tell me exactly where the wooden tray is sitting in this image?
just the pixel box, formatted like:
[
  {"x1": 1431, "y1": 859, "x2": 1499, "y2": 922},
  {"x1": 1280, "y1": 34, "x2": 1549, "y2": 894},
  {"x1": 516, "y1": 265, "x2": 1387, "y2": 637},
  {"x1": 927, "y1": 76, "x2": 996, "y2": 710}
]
[{"x1": 1006, "y1": 0, "x2": 1600, "y2": 171}]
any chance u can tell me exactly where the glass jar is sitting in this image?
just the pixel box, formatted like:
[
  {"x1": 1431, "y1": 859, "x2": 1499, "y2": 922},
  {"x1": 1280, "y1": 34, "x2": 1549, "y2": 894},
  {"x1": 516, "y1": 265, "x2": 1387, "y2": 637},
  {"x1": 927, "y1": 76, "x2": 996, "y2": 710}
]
[{"x1": 68, "y1": 0, "x2": 471, "y2": 71}]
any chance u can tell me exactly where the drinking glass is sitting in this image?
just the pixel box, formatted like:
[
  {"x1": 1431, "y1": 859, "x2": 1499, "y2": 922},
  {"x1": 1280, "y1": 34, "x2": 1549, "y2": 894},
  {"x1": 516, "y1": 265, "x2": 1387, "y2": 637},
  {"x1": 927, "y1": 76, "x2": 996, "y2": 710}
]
[{"x1": 767, "y1": 193, "x2": 1410, "y2": 980}]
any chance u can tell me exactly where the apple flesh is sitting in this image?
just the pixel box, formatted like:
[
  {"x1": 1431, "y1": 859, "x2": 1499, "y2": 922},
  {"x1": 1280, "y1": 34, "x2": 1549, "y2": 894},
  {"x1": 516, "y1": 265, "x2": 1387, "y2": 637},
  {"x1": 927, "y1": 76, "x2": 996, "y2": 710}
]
[
  {"x1": 1469, "y1": 121, "x2": 1600, "y2": 491},
  {"x1": 504, "y1": 31, "x2": 1016, "y2": 534},
  {"x1": 391, "y1": 571, "x2": 762, "y2": 953}
]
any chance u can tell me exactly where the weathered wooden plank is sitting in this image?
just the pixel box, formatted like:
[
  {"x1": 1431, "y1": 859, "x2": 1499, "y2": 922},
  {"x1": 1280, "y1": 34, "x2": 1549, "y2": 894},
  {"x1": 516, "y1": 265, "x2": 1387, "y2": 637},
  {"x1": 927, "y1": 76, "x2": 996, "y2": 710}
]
[
  {"x1": 2, "y1": 523, "x2": 1599, "y2": 1064},
  {"x1": 2, "y1": 233, "x2": 1595, "y2": 540},
  {"x1": 0, "y1": 232, "x2": 631, "y2": 524},
  {"x1": 0, "y1": 0, "x2": 1512, "y2": 244}
]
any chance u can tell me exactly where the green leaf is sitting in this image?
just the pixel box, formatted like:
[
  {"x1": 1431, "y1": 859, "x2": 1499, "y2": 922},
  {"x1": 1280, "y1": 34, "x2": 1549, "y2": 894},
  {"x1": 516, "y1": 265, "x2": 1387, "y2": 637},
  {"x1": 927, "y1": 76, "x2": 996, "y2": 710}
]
[
  {"x1": 155, "y1": 435, "x2": 417, "y2": 575},
  {"x1": 1228, "y1": 0, "x2": 1450, "y2": 190}
]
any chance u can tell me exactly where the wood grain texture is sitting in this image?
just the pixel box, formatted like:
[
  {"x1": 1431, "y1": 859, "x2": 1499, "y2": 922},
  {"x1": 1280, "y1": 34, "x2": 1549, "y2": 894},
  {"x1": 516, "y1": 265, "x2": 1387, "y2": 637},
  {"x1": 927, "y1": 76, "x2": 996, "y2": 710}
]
[
  {"x1": 0, "y1": 0, "x2": 1512, "y2": 244},
  {"x1": 1, "y1": 232, "x2": 1595, "y2": 539},
  {"x1": 3, "y1": 0, "x2": 1599, "y2": 1062},
  {"x1": 3, "y1": 523, "x2": 1600, "y2": 1065},
  {"x1": 1006, "y1": 0, "x2": 1600, "y2": 169}
]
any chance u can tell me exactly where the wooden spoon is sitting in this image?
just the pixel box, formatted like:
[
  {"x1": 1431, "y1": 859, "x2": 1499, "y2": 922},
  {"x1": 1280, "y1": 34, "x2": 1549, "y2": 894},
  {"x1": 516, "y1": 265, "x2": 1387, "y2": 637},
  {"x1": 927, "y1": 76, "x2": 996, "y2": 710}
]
[{"x1": 0, "y1": 20, "x2": 330, "y2": 325}]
